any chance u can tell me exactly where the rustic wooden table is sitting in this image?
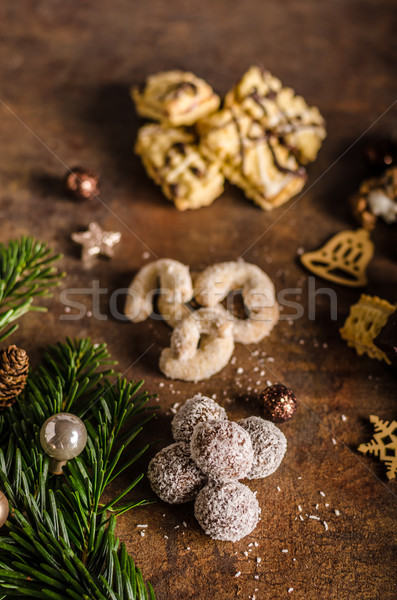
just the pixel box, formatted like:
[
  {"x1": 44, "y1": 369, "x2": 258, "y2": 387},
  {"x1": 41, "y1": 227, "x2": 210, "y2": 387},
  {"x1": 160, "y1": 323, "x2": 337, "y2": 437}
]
[{"x1": 1, "y1": 1, "x2": 396, "y2": 598}]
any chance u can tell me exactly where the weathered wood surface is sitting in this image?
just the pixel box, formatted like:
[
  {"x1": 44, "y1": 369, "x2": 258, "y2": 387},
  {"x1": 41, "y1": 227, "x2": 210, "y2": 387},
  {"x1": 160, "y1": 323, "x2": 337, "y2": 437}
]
[{"x1": 0, "y1": 1, "x2": 396, "y2": 598}]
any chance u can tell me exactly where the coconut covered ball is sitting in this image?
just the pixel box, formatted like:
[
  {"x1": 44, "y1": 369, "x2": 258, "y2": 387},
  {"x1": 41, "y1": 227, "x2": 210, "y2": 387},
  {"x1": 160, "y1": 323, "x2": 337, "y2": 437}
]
[
  {"x1": 194, "y1": 480, "x2": 260, "y2": 541},
  {"x1": 172, "y1": 394, "x2": 228, "y2": 443},
  {"x1": 238, "y1": 416, "x2": 287, "y2": 479},
  {"x1": 190, "y1": 420, "x2": 253, "y2": 481},
  {"x1": 148, "y1": 442, "x2": 206, "y2": 504}
]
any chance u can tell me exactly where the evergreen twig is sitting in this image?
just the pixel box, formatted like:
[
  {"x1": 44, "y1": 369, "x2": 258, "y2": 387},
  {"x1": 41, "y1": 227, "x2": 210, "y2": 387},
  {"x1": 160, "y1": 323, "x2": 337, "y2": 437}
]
[
  {"x1": 0, "y1": 238, "x2": 157, "y2": 598},
  {"x1": 0, "y1": 339, "x2": 157, "y2": 599},
  {"x1": 0, "y1": 237, "x2": 64, "y2": 343}
]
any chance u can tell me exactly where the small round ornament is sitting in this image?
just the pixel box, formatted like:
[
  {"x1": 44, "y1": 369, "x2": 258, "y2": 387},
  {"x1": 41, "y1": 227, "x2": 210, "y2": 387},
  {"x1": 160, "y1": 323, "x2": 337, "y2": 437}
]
[
  {"x1": 40, "y1": 412, "x2": 87, "y2": 474},
  {"x1": 261, "y1": 384, "x2": 297, "y2": 423},
  {"x1": 364, "y1": 138, "x2": 397, "y2": 171},
  {"x1": 0, "y1": 491, "x2": 9, "y2": 527},
  {"x1": 65, "y1": 166, "x2": 99, "y2": 200}
]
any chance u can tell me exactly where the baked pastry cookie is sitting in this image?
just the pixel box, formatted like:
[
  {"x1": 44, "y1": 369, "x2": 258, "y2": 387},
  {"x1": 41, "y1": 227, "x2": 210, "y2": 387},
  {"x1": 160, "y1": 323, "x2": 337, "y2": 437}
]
[
  {"x1": 224, "y1": 66, "x2": 326, "y2": 164},
  {"x1": 197, "y1": 104, "x2": 307, "y2": 210},
  {"x1": 132, "y1": 70, "x2": 220, "y2": 126},
  {"x1": 159, "y1": 307, "x2": 235, "y2": 382},
  {"x1": 135, "y1": 124, "x2": 224, "y2": 211},
  {"x1": 350, "y1": 166, "x2": 397, "y2": 230},
  {"x1": 340, "y1": 294, "x2": 396, "y2": 363},
  {"x1": 194, "y1": 260, "x2": 279, "y2": 343}
]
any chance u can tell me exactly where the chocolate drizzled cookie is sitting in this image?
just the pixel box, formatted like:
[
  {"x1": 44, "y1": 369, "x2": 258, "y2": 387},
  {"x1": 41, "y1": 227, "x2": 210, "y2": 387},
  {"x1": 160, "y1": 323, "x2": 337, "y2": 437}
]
[
  {"x1": 197, "y1": 66, "x2": 326, "y2": 210},
  {"x1": 135, "y1": 124, "x2": 224, "y2": 210},
  {"x1": 132, "y1": 70, "x2": 220, "y2": 126}
]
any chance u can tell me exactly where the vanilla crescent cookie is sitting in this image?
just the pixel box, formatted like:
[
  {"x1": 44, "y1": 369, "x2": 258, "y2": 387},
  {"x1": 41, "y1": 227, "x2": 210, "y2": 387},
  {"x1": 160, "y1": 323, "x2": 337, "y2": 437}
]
[
  {"x1": 124, "y1": 259, "x2": 193, "y2": 323},
  {"x1": 131, "y1": 70, "x2": 221, "y2": 126},
  {"x1": 194, "y1": 261, "x2": 279, "y2": 344},
  {"x1": 159, "y1": 308, "x2": 235, "y2": 381}
]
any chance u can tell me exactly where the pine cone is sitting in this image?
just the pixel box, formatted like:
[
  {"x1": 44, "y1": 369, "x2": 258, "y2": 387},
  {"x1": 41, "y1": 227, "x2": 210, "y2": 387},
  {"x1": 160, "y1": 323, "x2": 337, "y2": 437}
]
[{"x1": 0, "y1": 345, "x2": 29, "y2": 408}]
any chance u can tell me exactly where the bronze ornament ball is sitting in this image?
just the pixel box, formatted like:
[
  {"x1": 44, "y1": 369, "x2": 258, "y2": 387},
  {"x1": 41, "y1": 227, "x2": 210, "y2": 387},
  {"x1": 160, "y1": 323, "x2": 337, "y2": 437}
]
[
  {"x1": 65, "y1": 166, "x2": 100, "y2": 200},
  {"x1": 261, "y1": 384, "x2": 297, "y2": 423}
]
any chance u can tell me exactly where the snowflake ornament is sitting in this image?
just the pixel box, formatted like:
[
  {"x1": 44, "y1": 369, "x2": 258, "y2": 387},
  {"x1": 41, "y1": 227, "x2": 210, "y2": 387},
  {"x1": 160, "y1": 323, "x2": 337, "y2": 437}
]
[{"x1": 358, "y1": 415, "x2": 397, "y2": 480}]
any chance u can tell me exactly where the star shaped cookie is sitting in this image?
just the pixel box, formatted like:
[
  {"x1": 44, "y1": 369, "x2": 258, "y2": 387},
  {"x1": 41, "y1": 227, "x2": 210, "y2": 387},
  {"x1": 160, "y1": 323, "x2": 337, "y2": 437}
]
[{"x1": 71, "y1": 222, "x2": 121, "y2": 262}]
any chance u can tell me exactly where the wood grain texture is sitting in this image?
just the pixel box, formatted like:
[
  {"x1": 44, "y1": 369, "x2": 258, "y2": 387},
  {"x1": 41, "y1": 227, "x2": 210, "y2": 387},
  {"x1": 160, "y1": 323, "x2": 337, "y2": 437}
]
[{"x1": 0, "y1": 1, "x2": 396, "y2": 598}]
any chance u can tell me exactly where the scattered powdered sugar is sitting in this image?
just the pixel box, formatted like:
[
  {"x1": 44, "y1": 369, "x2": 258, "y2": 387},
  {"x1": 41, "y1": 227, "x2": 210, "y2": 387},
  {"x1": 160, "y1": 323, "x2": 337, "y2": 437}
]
[
  {"x1": 171, "y1": 395, "x2": 228, "y2": 443},
  {"x1": 194, "y1": 481, "x2": 260, "y2": 542},
  {"x1": 238, "y1": 416, "x2": 287, "y2": 479},
  {"x1": 170, "y1": 402, "x2": 180, "y2": 415}
]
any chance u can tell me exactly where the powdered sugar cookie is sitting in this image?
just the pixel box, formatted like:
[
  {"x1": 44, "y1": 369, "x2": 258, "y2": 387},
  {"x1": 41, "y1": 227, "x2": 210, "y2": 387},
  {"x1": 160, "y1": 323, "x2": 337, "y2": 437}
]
[
  {"x1": 124, "y1": 259, "x2": 193, "y2": 323},
  {"x1": 159, "y1": 307, "x2": 234, "y2": 381},
  {"x1": 194, "y1": 261, "x2": 279, "y2": 343}
]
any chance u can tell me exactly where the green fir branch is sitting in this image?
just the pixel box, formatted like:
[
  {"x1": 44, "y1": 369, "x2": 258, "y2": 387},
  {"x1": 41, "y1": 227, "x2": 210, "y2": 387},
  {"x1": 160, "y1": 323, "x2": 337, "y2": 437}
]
[
  {"x1": 0, "y1": 339, "x2": 157, "y2": 599},
  {"x1": 0, "y1": 237, "x2": 64, "y2": 343}
]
